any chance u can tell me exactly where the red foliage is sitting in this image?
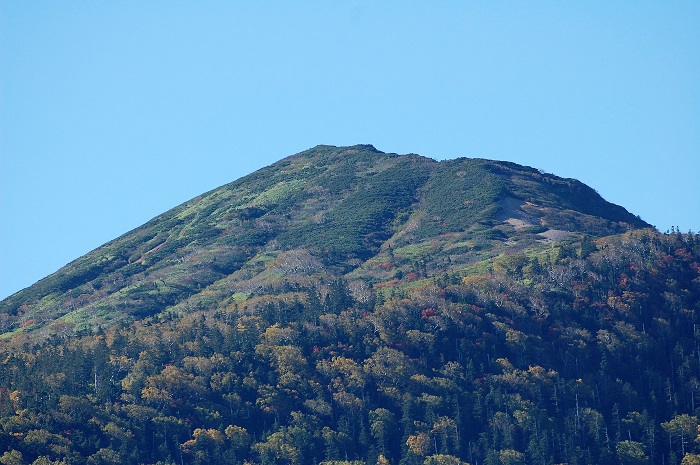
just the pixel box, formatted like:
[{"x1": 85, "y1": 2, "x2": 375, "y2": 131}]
[
  {"x1": 421, "y1": 308, "x2": 437, "y2": 319},
  {"x1": 675, "y1": 248, "x2": 692, "y2": 260},
  {"x1": 618, "y1": 275, "x2": 629, "y2": 288},
  {"x1": 374, "y1": 279, "x2": 400, "y2": 289}
]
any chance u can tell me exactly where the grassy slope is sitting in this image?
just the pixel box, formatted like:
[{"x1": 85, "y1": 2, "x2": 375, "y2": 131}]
[{"x1": 0, "y1": 145, "x2": 648, "y2": 340}]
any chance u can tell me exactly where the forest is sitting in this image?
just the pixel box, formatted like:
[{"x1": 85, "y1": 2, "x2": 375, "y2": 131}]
[{"x1": 1, "y1": 228, "x2": 699, "y2": 465}]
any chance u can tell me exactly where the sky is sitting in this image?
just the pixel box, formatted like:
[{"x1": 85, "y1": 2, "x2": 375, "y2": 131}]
[{"x1": 1, "y1": 2, "x2": 699, "y2": 300}]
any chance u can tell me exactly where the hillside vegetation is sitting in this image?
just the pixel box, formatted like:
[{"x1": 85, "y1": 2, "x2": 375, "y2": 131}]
[
  {"x1": 0, "y1": 145, "x2": 645, "y2": 339},
  {"x1": 3, "y1": 146, "x2": 696, "y2": 465}
]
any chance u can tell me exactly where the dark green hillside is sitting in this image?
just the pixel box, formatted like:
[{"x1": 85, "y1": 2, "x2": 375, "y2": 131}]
[
  {"x1": 2, "y1": 144, "x2": 682, "y2": 465},
  {"x1": 410, "y1": 159, "x2": 505, "y2": 239},
  {"x1": 279, "y1": 154, "x2": 433, "y2": 258}
]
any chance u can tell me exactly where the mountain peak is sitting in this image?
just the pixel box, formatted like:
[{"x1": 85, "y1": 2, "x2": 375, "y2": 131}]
[
  {"x1": 288, "y1": 144, "x2": 383, "y2": 159},
  {"x1": 314, "y1": 143, "x2": 381, "y2": 152}
]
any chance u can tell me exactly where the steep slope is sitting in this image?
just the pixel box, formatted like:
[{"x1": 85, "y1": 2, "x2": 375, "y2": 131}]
[{"x1": 1, "y1": 145, "x2": 646, "y2": 339}]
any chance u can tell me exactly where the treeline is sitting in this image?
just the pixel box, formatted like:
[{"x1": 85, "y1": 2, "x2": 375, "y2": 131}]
[{"x1": 1, "y1": 230, "x2": 699, "y2": 465}]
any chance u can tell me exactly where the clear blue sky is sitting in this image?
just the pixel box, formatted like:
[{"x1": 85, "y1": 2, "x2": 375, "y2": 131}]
[{"x1": 1, "y1": 2, "x2": 699, "y2": 300}]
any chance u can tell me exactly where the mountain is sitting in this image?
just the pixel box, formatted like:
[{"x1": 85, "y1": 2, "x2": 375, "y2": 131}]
[
  {"x1": 1, "y1": 145, "x2": 698, "y2": 465},
  {"x1": 1, "y1": 145, "x2": 646, "y2": 339}
]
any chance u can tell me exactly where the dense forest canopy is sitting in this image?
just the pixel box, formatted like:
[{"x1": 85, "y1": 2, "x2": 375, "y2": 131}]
[{"x1": 1, "y1": 146, "x2": 697, "y2": 465}]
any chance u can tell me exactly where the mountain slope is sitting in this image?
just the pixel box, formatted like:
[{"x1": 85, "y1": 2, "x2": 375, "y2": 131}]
[
  {"x1": 3, "y1": 146, "x2": 700, "y2": 465},
  {"x1": 1, "y1": 145, "x2": 645, "y2": 339}
]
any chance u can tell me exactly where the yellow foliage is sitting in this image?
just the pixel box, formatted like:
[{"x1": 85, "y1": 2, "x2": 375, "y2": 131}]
[
  {"x1": 423, "y1": 454, "x2": 468, "y2": 465},
  {"x1": 461, "y1": 274, "x2": 491, "y2": 287},
  {"x1": 682, "y1": 453, "x2": 700, "y2": 465},
  {"x1": 406, "y1": 432, "x2": 432, "y2": 456}
]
